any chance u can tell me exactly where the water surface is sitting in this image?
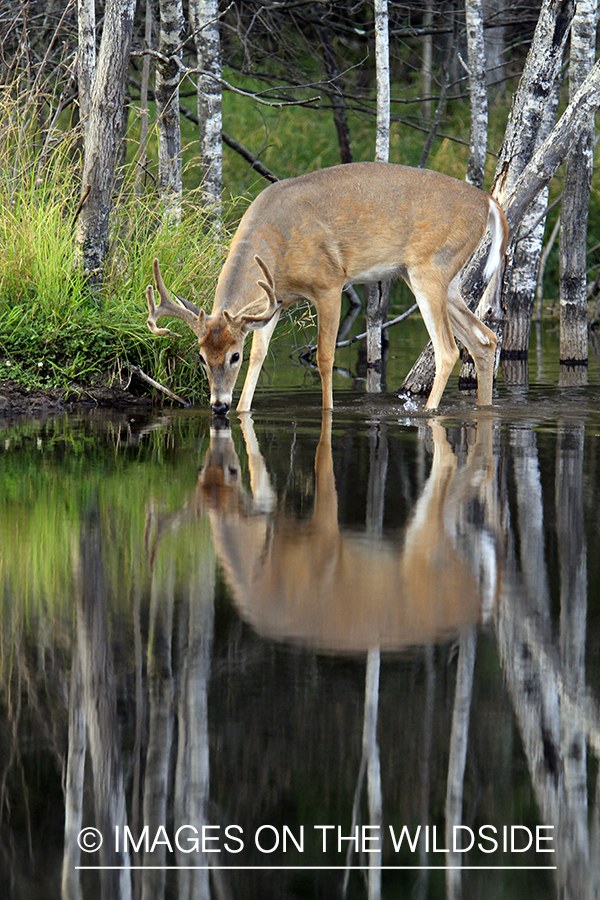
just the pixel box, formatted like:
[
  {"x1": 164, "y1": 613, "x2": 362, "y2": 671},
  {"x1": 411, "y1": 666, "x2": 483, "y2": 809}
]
[{"x1": 1, "y1": 317, "x2": 600, "y2": 900}]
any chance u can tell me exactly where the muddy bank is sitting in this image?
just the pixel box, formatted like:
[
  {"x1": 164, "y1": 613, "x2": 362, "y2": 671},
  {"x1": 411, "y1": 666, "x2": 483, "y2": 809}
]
[{"x1": 0, "y1": 377, "x2": 153, "y2": 417}]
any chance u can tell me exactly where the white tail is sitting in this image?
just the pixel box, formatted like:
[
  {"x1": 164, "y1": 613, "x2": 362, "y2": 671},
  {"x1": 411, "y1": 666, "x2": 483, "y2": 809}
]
[{"x1": 146, "y1": 162, "x2": 508, "y2": 414}]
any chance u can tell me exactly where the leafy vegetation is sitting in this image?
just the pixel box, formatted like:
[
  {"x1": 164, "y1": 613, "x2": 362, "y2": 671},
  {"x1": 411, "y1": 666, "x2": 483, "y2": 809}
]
[{"x1": 0, "y1": 88, "x2": 226, "y2": 403}]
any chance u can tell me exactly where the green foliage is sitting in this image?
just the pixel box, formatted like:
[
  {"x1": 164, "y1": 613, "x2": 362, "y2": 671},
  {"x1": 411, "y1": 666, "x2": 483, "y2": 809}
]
[{"x1": 0, "y1": 86, "x2": 226, "y2": 403}]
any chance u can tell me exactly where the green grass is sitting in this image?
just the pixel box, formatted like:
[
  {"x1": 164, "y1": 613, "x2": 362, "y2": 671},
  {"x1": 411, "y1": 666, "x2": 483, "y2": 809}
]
[{"x1": 0, "y1": 89, "x2": 227, "y2": 403}]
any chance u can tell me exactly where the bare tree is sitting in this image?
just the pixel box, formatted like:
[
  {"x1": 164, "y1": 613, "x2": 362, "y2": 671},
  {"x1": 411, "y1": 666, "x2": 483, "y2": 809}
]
[
  {"x1": 77, "y1": 0, "x2": 96, "y2": 135},
  {"x1": 465, "y1": 0, "x2": 488, "y2": 190},
  {"x1": 75, "y1": 0, "x2": 137, "y2": 283},
  {"x1": 402, "y1": 0, "x2": 577, "y2": 399},
  {"x1": 558, "y1": 0, "x2": 597, "y2": 379},
  {"x1": 190, "y1": 0, "x2": 222, "y2": 218},
  {"x1": 365, "y1": 0, "x2": 391, "y2": 393},
  {"x1": 155, "y1": 0, "x2": 184, "y2": 225},
  {"x1": 421, "y1": 0, "x2": 434, "y2": 120}
]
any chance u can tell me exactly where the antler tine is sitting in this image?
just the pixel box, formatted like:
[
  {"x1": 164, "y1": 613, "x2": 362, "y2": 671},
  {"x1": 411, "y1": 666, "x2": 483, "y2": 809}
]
[
  {"x1": 146, "y1": 258, "x2": 206, "y2": 338},
  {"x1": 254, "y1": 255, "x2": 278, "y2": 310},
  {"x1": 223, "y1": 256, "x2": 280, "y2": 329},
  {"x1": 254, "y1": 255, "x2": 274, "y2": 288},
  {"x1": 146, "y1": 284, "x2": 172, "y2": 335}
]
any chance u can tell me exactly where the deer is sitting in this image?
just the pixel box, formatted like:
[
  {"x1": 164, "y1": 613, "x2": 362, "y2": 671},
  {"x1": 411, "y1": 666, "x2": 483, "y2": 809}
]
[{"x1": 146, "y1": 161, "x2": 508, "y2": 415}]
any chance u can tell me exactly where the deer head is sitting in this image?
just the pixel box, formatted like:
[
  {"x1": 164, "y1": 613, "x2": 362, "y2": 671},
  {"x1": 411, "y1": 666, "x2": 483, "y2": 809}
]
[{"x1": 146, "y1": 257, "x2": 280, "y2": 415}]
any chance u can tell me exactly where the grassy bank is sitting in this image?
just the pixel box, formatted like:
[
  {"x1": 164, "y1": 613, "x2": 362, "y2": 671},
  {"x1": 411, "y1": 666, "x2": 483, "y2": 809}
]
[{"x1": 0, "y1": 90, "x2": 228, "y2": 405}]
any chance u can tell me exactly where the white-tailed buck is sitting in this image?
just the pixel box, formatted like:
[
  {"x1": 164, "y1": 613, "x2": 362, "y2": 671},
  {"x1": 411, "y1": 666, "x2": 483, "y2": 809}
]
[{"x1": 146, "y1": 162, "x2": 508, "y2": 414}]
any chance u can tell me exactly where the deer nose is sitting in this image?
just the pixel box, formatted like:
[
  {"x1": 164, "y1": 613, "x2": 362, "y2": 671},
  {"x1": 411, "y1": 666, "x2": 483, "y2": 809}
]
[{"x1": 211, "y1": 400, "x2": 230, "y2": 417}]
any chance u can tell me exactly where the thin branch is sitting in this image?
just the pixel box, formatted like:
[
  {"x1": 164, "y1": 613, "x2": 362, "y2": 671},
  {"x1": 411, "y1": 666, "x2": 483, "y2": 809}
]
[
  {"x1": 125, "y1": 363, "x2": 190, "y2": 406},
  {"x1": 300, "y1": 303, "x2": 418, "y2": 357}
]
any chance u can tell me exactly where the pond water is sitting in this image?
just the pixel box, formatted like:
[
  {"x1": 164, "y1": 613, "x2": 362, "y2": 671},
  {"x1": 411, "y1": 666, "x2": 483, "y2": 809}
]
[{"x1": 1, "y1": 315, "x2": 600, "y2": 900}]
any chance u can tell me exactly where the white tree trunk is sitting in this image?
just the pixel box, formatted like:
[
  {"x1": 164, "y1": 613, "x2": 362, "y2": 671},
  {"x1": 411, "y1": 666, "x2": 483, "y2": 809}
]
[
  {"x1": 401, "y1": 0, "x2": 576, "y2": 398},
  {"x1": 76, "y1": 0, "x2": 95, "y2": 133},
  {"x1": 493, "y1": 0, "x2": 575, "y2": 204},
  {"x1": 465, "y1": 0, "x2": 488, "y2": 189},
  {"x1": 500, "y1": 74, "x2": 560, "y2": 377},
  {"x1": 75, "y1": 0, "x2": 136, "y2": 282},
  {"x1": 366, "y1": 0, "x2": 390, "y2": 393},
  {"x1": 190, "y1": 0, "x2": 222, "y2": 219},
  {"x1": 155, "y1": 0, "x2": 184, "y2": 225},
  {"x1": 141, "y1": 558, "x2": 174, "y2": 900},
  {"x1": 558, "y1": 0, "x2": 597, "y2": 375},
  {"x1": 374, "y1": 0, "x2": 390, "y2": 164},
  {"x1": 75, "y1": 507, "x2": 131, "y2": 899}
]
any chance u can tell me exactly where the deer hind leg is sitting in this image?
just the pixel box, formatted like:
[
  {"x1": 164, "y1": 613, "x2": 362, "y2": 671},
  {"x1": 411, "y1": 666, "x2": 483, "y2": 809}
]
[
  {"x1": 316, "y1": 289, "x2": 343, "y2": 409},
  {"x1": 236, "y1": 309, "x2": 281, "y2": 412},
  {"x1": 409, "y1": 271, "x2": 460, "y2": 409},
  {"x1": 446, "y1": 275, "x2": 497, "y2": 406}
]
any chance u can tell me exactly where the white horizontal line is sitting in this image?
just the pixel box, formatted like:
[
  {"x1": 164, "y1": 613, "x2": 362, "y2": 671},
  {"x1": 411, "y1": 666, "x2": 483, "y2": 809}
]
[{"x1": 76, "y1": 865, "x2": 557, "y2": 871}]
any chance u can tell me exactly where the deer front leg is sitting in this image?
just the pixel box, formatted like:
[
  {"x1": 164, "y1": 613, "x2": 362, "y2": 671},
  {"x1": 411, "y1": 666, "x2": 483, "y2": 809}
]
[
  {"x1": 236, "y1": 310, "x2": 281, "y2": 412},
  {"x1": 315, "y1": 290, "x2": 343, "y2": 409}
]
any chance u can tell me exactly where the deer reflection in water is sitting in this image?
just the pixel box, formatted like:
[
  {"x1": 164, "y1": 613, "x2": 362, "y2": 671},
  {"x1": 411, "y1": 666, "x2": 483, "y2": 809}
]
[
  {"x1": 194, "y1": 412, "x2": 502, "y2": 900},
  {"x1": 198, "y1": 413, "x2": 500, "y2": 653}
]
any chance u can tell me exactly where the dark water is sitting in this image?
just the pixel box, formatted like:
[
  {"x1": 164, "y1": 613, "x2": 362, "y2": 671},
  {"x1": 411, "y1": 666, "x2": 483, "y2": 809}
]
[{"x1": 2, "y1": 317, "x2": 600, "y2": 900}]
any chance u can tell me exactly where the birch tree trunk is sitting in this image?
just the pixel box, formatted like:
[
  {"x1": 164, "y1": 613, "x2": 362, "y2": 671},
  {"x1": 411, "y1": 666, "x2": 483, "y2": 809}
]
[
  {"x1": 190, "y1": 0, "x2": 222, "y2": 219},
  {"x1": 61, "y1": 646, "x2": 86, "y2": 900},
  {"x1": 465, "y1": 0, "x2": 488, "y2": 190},
  {"x1": 75, "y1": 0, "x2": 136, "y2": 283},
  {"x1": 500, "y1": 75, "x2": 560, "y2": 386},
  {"x1": 445, "y1": 628, "x2": 476, "y2": 900},
  {"x1": 556, "y1": 421, "x2": 590, "y2": 897},
  {"x1": 558, "y1": 0, "x2": 597, "y2": 380},
  {"x1": 493, "y1": 0, "x2": 574, "y2": 204},
  {"x1": 174, "y1": 543, "x2": 215, "y2": 900},
  {"x1": 365, "y1": 0, "x2": 390, "y2": 393},
  {"x1": 155, "y1": 0, "x2": 184, "y2": 225},
  {"x1": 401, "y1": 0, "x2": 576, "y2": 399},
  {"x1": 484, "y1": 0, "x2": 571, "y2": 374},
  {"x1": 457, "y1": 0, "x2": 488, "y2": 388},
  {"x1": 76, "y1": 0, "x2": 95, "y2": 134}
]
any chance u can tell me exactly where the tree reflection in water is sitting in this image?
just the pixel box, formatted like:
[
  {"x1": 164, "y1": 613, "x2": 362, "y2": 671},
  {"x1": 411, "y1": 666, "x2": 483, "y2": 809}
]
[{"x1": 0, "y1": 404, "x2": 599, "y2": 900}]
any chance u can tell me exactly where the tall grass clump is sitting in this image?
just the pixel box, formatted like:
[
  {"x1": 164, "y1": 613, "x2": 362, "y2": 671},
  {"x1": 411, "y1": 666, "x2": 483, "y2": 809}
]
[{"x1": 0, "y1": 84, "x2": 226, "y2": 403}]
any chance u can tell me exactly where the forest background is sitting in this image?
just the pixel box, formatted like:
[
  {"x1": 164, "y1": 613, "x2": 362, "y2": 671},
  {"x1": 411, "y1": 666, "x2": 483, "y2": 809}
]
[{"x1": 1, "y1": 0, "x2": 599, "y2": 405}]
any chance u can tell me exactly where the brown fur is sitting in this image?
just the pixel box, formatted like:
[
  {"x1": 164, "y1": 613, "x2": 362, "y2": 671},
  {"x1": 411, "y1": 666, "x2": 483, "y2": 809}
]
[{"x1": 147, "y1": 162, "x2": 508, "y2": 412}]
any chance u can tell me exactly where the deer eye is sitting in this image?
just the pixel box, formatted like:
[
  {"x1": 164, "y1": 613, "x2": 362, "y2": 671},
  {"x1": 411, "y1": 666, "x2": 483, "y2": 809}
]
[{"x1": 230, "y1": 352, "x2": 240, "y2": 365}]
